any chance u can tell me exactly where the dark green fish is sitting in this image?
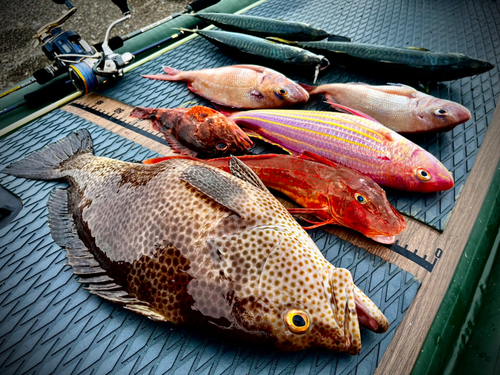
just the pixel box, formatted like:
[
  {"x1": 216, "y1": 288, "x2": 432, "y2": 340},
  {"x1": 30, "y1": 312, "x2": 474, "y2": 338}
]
[
  {"x1": 181, "y1": 29, "x2": 330, "y2": 83},
  {"x1": 192, "y1": 13, "x2": 350, "y2": 42},
  {"x1": 271, "y1": 39, "x2": 494, "y2": 82}
]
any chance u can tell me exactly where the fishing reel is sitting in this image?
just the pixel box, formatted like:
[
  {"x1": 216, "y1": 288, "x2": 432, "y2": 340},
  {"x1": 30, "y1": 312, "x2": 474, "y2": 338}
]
[{"x1": 33, "y1": 0, "x2": 134, "y2": 94}]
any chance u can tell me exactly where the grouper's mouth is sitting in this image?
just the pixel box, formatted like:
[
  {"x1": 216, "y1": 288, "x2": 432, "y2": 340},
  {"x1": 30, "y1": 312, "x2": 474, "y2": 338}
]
[{"x1": 355, "y1": 295, "x2": 379, "y2": 331}]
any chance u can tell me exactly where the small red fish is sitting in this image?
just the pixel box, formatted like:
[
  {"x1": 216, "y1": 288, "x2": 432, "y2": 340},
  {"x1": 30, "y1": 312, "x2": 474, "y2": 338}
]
[
  {"x1": 142, "y1": 64, "x2": 309, "y2": 109},
  {"x1": 143, "y1": 153, "x2": 406, "y2": 244},
  {"x1": 130, "y1": 105, "x2": 252, "y2": 157}
]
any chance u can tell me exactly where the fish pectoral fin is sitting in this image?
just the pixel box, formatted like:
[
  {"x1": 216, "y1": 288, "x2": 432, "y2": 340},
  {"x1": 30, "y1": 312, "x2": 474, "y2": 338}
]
[
  {"x1": 180, "y1": 164, "x2": 252, "y2": 218},
  {"x1": 228, "y1": 156, "x2": 269, "y2": 193},
  {"x1": 325, "y1": 99, "x2": 382, "y2": 123},
  {"x1": 160, "y1": 130, "x2": 198, "y2": 157},
  {"x1": 247, "y1": 133, "x2": 294, "y2": 155},
  {"x1": 48, "y1": 188, "x2": 163, "y2": 318},
  {"x1": 125, "y1": 304, "x2": 169, "y2": 321}
]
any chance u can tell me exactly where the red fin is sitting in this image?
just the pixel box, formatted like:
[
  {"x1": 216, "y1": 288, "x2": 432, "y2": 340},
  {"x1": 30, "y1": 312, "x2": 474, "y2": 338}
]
[
  {"x1": 325, "y1": 97, "x2": 381, "y2": 123},
  {"x1": 211, "y1": 103, "x2": 239, "y2": 117},
  {"x1": 287, "y1": 207, "x2": 329, "y2": 215},
  {"x1": 162, "y1": 66, "x2": 182, "y2": 76},
  {"x1": 143, "y1": 156, "x2": 198, "y2": 164},
  {"x1": 143, "y1": 66, "x2": 183, "y2": 81},
  {"x1": 299, "y1": 151, "x2": 339, "y2": 168}
]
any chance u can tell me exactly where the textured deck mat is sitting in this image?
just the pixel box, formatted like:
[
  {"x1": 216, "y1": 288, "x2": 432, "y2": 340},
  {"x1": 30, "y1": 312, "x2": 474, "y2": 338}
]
[
  {"x1": 0, "y1": 110, "x2": 419, "y2": 375},
  {"x1": 101, "y1": 0, "x2": 500, "y2": 231}
]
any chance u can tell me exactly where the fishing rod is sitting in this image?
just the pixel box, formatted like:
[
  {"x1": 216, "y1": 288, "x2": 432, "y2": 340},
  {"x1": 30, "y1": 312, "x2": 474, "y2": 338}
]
[{"x1": 0, "y1": 0, "x2": 219, "y2": 117}]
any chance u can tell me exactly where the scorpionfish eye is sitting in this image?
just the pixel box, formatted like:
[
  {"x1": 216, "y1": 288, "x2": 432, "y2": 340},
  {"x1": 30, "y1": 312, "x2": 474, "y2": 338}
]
[
  {"x1": 215, "y1": 141, "x2": 228, "y2": 151},
  {"x1": 416, "y1": 168, "x2": 432, "y2": 181},
  {"x1": 354, "y1": 193, "x2": 368, "y2": 204},
  {"x1": 285, "y1": 309, "x2": 310, "y2": 334}
]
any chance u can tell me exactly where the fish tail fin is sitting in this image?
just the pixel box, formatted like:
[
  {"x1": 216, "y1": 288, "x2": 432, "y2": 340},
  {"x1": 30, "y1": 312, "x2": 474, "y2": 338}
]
[
  {"x1": 162, "y1": 66, "x2": 183, "y2": 76},
  {"x1": 142, "y1": 66, "x2": 183, "y2": 81},
  {"x1": 130, "y1": 106, "x2": 158, "y2": 119},
  {"x1": 2, "y1": 129, "x2": 93, "y2": 180}
]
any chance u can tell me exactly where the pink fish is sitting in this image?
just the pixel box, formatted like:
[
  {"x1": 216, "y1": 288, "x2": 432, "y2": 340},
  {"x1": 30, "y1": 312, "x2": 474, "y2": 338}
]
[
  {"x1": 223, "y1": 109, "x2": 454, "y2": 192},
  {"x1": 142, "y1": 64, "x2": 309, "y2": 109},
  {"x1": 301, "y1": 82, "x2": 471, "y2": 133}
]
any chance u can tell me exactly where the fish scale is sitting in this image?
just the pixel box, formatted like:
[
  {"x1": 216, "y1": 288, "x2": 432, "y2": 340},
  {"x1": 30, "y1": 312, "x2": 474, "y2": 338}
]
[
  {"x1": 228, "y1": 109, "x2": 454, "y2": 192},
  {"x1": 2, "y1": 129, "x2": 389, "y2": 354}
]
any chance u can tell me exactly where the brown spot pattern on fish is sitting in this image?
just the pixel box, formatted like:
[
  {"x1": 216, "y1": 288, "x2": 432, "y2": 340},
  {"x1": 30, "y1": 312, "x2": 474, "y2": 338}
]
[{"x1": 2, "y1": 130, "x2": 389, "y2": 353}]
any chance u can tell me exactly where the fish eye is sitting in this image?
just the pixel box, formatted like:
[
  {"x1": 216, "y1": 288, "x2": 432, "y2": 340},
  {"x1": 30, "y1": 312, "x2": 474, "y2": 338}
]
[
  {"x1": 275, "y1": 87, "x2": 289, "y2": 97},
  {"x1": 416, "y1": 168, "x2": 431, "y2": 181},
  {"x1": 434, "y1": 108, "x2": 449, "y2": 116},
  {"x1": 285, "y1": 309, "x2": 310, "y2": 334},
  {"x1": 354, "y1": 193, "x2": 368, "y2": 204},
  {"x1": 215, "y1": 141, "x2": 228, "y2": 151}
]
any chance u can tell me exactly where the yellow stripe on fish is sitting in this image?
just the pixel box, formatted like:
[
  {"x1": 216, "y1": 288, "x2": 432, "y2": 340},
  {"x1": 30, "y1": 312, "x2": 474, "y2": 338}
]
[
  {"x1": 236, "y1": 116, "x2": 386, "y2": 154},
  {"x1": 254, "y1": 110, "x2": 385, "y2": 142}
]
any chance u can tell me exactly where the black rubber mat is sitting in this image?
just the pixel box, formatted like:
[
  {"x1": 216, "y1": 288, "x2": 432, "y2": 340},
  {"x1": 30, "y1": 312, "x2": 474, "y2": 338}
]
[
  {"x1": 103, "y1": 0, "x2": 500, "y2": 231},
  {"x1": 0, "y1": 110, "x2": 419, "y2": 374}
]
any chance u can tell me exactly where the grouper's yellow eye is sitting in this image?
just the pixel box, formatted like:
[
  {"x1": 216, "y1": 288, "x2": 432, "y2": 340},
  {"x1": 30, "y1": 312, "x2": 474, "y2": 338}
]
[
  {"x1": 416, "y1": 168, "x2": 431, "y2": 181},
  {"x1": 285, "y1": 309, "x2": 310, "y2": 333}
]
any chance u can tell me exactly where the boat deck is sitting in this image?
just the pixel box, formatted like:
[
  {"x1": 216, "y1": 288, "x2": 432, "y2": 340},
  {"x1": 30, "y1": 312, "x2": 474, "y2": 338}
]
[{"x1": 0, "y1": 0, "x2": 499, "y2": 374}]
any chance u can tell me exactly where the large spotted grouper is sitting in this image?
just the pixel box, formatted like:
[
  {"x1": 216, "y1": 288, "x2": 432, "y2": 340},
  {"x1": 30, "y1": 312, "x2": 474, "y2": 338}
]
[{"x1": 2, "y1": 129, "x2": 388, "y2": 354}]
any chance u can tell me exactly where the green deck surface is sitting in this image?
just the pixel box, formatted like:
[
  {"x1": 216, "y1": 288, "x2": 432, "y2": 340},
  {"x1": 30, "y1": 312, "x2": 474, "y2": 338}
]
[{"x1": 413, "y1": 159, "x2": 500, "y2": 374}]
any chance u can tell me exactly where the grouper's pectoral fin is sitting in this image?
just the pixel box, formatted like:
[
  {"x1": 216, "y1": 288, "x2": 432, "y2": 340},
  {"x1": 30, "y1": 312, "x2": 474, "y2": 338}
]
[
  {"x1": 47, "y1": 188, "x2": 167, "y2": 322},
  {"x1": 180, "y1": 162, "x2": 262, "y2": 219}
]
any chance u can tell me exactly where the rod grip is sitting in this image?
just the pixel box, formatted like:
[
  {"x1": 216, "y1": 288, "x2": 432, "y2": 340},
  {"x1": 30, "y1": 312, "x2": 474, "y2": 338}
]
[{"x1": 24, "y1": 78, "x2": 76, "y2": 108}]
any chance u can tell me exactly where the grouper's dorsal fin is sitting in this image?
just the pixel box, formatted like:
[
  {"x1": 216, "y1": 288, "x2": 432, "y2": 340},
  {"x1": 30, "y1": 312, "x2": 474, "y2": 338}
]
[
  {"x1": 48, "y1": 188, "x2": 167, "y2": 322},
  {"x1": 228, "y1": 156, "x2": 269, "y2": 193},
  {"x1": 180, "y1": 163, "x2": 252, "y2": 218}
]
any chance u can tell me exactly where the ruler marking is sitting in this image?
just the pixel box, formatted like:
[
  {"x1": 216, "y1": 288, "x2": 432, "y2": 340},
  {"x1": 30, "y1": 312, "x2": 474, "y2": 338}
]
[{"x1": 69, "y1": 102, "x2": 166, "y2": 145}]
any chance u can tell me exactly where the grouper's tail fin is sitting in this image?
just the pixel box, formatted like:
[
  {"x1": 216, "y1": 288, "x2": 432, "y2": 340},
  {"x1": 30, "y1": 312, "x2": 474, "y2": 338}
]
[{"x1": 2, "y1": 129, "x2": 93, "y2": 180}]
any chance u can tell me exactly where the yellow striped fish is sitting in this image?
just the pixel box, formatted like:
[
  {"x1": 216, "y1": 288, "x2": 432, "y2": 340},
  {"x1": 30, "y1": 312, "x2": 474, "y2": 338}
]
[{"x1": 227, "y1": 109, "x2": 454, "y2": 192}]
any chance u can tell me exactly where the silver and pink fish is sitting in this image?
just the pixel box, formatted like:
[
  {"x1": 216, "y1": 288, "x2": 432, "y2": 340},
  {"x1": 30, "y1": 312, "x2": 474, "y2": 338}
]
[
  {"x1": 301, "y1": 82, "x2": 471, "y2": 134},
  {"x1": 142, "y1": 64, "x2": 309, "y2": 109},
  {"x1": 224, "y1": 109, "x2": 454, "y2": 192}
]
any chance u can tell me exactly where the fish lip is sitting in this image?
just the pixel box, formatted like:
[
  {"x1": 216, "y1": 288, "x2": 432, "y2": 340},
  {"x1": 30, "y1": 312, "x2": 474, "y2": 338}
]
[{"x1": 367, "y1": 235, "x2": 396, "y2": 244}]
